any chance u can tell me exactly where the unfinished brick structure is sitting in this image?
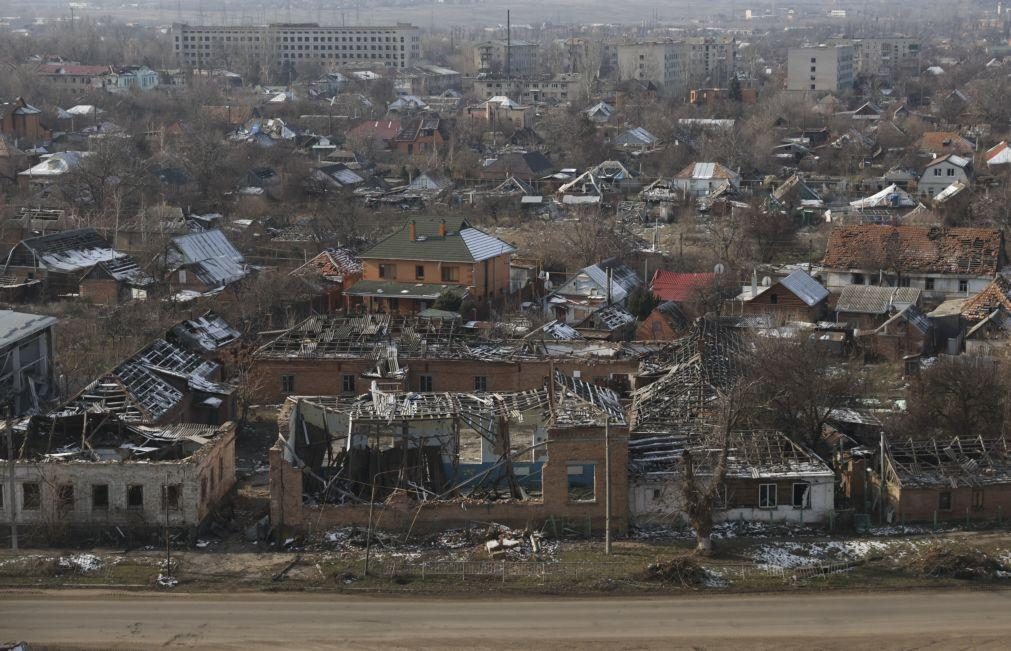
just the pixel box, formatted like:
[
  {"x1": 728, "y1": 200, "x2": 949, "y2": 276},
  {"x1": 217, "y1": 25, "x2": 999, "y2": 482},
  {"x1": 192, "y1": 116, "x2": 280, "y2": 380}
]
[
  {"x1": 1, "y1": 415, "x2": 236, "y2": 538},
  {"x1": 250, "y1": 313, "x2": 645, "y2": 403}
]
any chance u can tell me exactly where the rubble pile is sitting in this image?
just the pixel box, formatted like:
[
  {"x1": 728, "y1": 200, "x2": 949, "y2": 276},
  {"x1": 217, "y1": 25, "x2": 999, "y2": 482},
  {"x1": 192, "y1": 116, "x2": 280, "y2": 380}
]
[
  {"x1": 912, "y1": 544, "x2": 1008, "y2": 580},
  {"x1": 317, "y1": 524, "x2": 559, "y2": 561}
]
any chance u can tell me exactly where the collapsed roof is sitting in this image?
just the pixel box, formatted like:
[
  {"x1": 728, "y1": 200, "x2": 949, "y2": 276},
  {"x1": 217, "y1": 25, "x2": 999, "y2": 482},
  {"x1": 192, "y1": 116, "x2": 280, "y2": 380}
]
[
  {"x1": 822, "y1": 225, "x2": 1004, "y2": 276},
  {"x1": 885, "y1": 436, "x2": 1011, "y2": 488}
]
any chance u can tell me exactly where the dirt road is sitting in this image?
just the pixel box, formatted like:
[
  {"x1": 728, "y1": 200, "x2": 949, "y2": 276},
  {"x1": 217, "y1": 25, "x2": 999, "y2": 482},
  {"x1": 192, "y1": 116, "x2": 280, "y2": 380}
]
[{"x1": 2, "y1": 588, "x2": 1010, "y2": 649}]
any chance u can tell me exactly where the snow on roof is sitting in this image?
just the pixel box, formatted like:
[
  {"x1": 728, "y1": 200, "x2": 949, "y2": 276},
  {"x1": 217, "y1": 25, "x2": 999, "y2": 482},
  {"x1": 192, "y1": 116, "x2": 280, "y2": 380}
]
[{"x1": 849, "y1": 184, "x2": 917, "y2": 209}]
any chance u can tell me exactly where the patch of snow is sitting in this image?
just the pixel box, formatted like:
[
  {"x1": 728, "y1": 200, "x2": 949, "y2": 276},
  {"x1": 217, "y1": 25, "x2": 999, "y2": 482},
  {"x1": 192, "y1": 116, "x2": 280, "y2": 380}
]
[
  {"x1": 750, "y1": 540, "x2": 890, "y2": 569},
  {"x1": 57, "y1": 553, "x2": 102, "y2": 573},
  {"x1": 156, "y1": 574, "x2": 178, "y2": 587}
]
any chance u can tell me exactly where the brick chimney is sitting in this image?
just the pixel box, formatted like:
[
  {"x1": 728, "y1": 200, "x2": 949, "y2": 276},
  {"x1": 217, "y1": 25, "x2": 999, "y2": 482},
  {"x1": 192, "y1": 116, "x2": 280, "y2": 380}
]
[
  {"x1": 409, "y1": 220, "x2": 417, "y2": 241},
  {"x1": 438, "y1": 219, "x2": 447, "y2": 237}
]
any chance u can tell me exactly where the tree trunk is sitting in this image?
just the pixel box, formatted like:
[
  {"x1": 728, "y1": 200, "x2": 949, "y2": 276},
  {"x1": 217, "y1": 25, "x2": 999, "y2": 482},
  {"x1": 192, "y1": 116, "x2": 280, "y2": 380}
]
[{"x1": 695, "y1": 534, "x2": 713, "y2": 555}]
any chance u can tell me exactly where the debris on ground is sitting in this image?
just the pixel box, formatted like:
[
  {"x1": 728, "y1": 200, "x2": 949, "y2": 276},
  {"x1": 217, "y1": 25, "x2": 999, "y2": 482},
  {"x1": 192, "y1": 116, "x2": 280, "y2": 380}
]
[
  {"x1": 316, "y1": 524, "x2": 559, "y2": 562},
  {"x1": 156, "y1": 574, "x2": 178, "y2": 588},
  {"x1": 750, "y1": 540, "x2": 892, "y2": 569},
  {"x1": 643, "y1": 556, "x2": 708, "y2": 587},
  {"x1": 56, "y1": 554, "x2": 103, "y2": 574},
  {"x1": 632, "y1": 520, "x2": 826, "y2": 541},
  {"x1": 912, "y1": 544, "x2": 1008, "y2": 580}
]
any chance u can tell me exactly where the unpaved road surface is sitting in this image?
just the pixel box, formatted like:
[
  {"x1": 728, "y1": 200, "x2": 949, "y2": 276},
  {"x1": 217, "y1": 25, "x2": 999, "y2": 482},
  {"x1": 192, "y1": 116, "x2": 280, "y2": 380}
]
[{"x1": 2, "y1": 588, "x2": 1010, "y2": 649}]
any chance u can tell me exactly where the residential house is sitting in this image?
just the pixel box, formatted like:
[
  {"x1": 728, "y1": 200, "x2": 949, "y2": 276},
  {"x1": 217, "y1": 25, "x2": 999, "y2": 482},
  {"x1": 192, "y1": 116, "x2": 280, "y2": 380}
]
[
  {"x1": 0, "y1": 310, "x2": 57, "y2": 415},
  {"x1": 582, "y1": 101, "x2": 614, "y2": 123},
  {"x1": 393, "y1": 116, "x2": 446, "y2": 156},
  {"x1": 61, "y1": 335, "x2": 235, "y2": 425},
  {"x1": 35, "y1": 63, "x2": 112, "y2": 88},
  {"x1": 919, "y1": 154, "x2": 972, "y2": 198},
  {"x1": 614, "y1": 127, "x2": 659, "y2": 152},
  {"x1": 635, "y1": 301, "x2": 689, "y2": 340},
  {"x1": 3, "y1": 228, "x2": 151, "y2": 302},
  {"x1": 985, "y1": 141, "x2": 1011, "y2": 169},
  {"x1": 557, "y1": 160, "x2": 638, "y2": 203},
  {"x1": 478, "y1": 151, "x2": 552, "y2": 181},
  {"x1": 862, "y1": 434, "x2": 1011, "y2": 523},
  {"x1": 671, "y1": 162, "x2": 740, "y2": 197},
  {"x1": 916, "y1": 131, "x2": 975, "y2": 157},
  {"x1": 735, "y1": 270, "x2": 829, "y2": 322},
  {"x1": 629, "y1": 430, "x2": 835, "y2": 526},
  {"x1": 821, "y1": 225, "x2": 1005, "y2": 299},
  {"x1": 545, "y1": 258, "x2": 642, "y2": 324},
  {"x1": 347, "y1": 217, "x2": 515, "y2": 314},
  {"x1": 649, "y1": 270, "x2": 716, "y2": 308},
  {"x1": 465, "y1": 96, "x2": 533, "y2": 130},
  {"x1": 164, "y1": 230, "x2": 250, "y2": 300},
  {"x1": 834, "y1": 285, "x2": 922, "y2": 329},
  {"x1": 861, "y1": 304, "x2": 935, "y2": 361},
  {"x1": 0, "y1": 414, "x2": 236, "y2": 537},
  {"x1": 345, "y1": 119, "x2": 401, "y2": 150},
  {"x1": 290, "y1": 248, "x2": 363, "y2": 313},
  {"x1": 17, "y1": 151, "x2": 89, "y2": 186},
  {"x1": 0, "y1": 97, "x2": 48, "y2": 143}
]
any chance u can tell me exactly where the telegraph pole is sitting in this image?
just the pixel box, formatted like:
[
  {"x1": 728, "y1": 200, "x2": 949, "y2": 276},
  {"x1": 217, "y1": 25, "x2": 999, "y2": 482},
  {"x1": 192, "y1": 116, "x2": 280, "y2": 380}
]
[
  {"x1": 6, "y1": 407, "x2": 18, "y2": 550},
  {"x1": 604, "y1": 416, "x2": 611, "y2": 555}
]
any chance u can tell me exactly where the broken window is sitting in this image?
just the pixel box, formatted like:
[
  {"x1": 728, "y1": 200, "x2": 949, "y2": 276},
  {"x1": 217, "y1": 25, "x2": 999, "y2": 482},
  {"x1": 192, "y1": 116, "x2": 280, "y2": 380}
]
[
  {"x1": 92, "y1": 485, "x2": 109, "y2": 511},
  {"x1": 342, "y1": 374, "x2": 356, "y2": 393},
  {"x1": 959, "y1": 279, "x2": 968, "y2": 293},
  {"x1": 474, "y1": 376, "x2": 487, "y2": 391},
  {"x1": 852, "y1": 273, "x2": 865, "y2": 285},
  {"x1": 57, "y1": 485, "x2": 75, "y2": 512},
  {"x1": 281, "y1": 374, "x2": 295, "y2": 394},
  {"x1": 792, "y1": 482, "x2": 811, "y2": 509},
  {"x1": 22, "y1": 483, "x2": 40, "y2": 511},
  {"x1": 418, "y1": 375, "x2": 433, "y2": 392},
  {"x1": 972, "y1": 488, "x2": 984, "y2": 511},
  {"x1": 759, "y1": 483, "x2": 777, "y2": 508},
  {"x1": 925, "y1": 278, "x2": 935, "y2": 290},
  {"x1": 164, "y1": 484, "x2": 181, "y2": 511},
  {"x1": 567, "y1": 463, "x2": 595, "y2": 502},
  {"x1": 127, "y1": 485, "x2": 144, "y2": 510},
  {"x1": 938, "y1": 491, "x2": 952, "y2": 511}
]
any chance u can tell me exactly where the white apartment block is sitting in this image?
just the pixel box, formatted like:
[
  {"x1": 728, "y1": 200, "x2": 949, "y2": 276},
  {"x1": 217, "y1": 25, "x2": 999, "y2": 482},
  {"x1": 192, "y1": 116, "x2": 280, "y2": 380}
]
[
  {"x1": 685, "y1": 36, "x2": 737, "y2": 87},
  {"x1": 828, "y1": 37, "x2": 920, "y2": 77},
  {"x1": 616, "y1": 40, "x2": 689, "y2": 97},
  {"x1": 787, "y1": 44, "x2": 854, "y2": 92},
  {"x1": 172, "y1": 22, "x2": 422, "y2": 70}
]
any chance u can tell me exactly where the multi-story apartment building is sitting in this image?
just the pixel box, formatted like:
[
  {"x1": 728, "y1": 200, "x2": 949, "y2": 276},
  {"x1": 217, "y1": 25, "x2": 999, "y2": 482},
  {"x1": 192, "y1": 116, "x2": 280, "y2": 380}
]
[
  {"x1": 473, "y1": 39, "x2": 539, "y2": 77},
  {"x1": 616, "y1": 40, "x2": 689, "y2": 97},
  {"x1": 685, "y1": 36, "x2": 737, "y2": 87},
  {"x1": 472, "y1": 73, "x2": 581, "y2": 103},
  {"x1": 786, "y1": 44, "x2": 854, "y2": 92},
  {"x1": 828, "y1": 37, "x2": 920, "y2": 77},
  {"x1": 171, "y1": 22, "x2": 421, "y2": 70}
]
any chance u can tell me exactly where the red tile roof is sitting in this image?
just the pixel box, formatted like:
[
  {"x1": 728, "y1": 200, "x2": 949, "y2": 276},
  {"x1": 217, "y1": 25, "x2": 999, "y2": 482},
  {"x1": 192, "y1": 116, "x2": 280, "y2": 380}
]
[
  {"x1": 346, "y1": 119, "x2": 401, "y2": 142},
  {"x1": 960, "y1": 276, "x2": 1011, "y2": 322},
  {"x1": 822, "y1": 225, "x2": 1004, "y2": 276},
  {"x1": 916, "y1": 131, "x2": 975, "y2": 156},
  {"x1": 37, "y1": 64, "x2": 111, "y2": 76},
  {"x1": 649, "y1": 270, "x2": 716, "y2": 302}
]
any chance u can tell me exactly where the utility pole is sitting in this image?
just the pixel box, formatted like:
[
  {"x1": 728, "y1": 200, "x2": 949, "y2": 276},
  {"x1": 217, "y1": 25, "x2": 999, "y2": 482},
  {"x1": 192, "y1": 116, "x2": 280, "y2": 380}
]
[
  {"x1": 6, "y1": 407, "x2": 17, "y2": 550},
  {"x1": 163, "y1": 475, "x2": 171, "y2": 577},
  {"x1": 506, "y1": 10, "x2": 511, "y2": 80},
  {"x1": 604, "y1": 416, "x2": 611, "y2": 555}
]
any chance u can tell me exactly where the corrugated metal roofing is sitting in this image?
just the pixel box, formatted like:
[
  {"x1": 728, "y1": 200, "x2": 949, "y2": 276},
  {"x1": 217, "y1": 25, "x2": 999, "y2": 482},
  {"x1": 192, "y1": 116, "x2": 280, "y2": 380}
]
[
  {"x1": 692, "y1": 162, "x2": 716, "y2": 179},
  {"x1": 779, "y1": 270, "x2": 829, "y2": 307},
  {"x1": 169, "y1": 229, "x2": 247, "y2": 288},
  {"x1": 836, "y1": 285, "x2": 921, "y2": 314},
  {"x1": 0, "y1": 310, "x2": 56, "y2": 350}
]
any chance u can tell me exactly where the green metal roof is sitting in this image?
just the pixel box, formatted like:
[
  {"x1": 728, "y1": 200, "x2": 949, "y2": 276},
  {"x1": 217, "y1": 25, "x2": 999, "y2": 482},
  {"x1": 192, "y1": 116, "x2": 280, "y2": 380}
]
[
  {"x1": 345, "y1": 279, "x2": 469, "y2": 300},
  {"x1": 360, "y1": 216, "x2": 514, "y2": 263}
]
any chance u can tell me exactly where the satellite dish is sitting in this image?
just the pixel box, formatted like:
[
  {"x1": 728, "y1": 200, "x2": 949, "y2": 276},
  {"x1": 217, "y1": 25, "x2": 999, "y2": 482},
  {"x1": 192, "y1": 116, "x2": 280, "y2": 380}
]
[
  {"x1": 761, "y1": 276, "x2": 773, "y2": 287},
  {"x1": 713, "y1": 263, "x2": 726, "y2": 275}
]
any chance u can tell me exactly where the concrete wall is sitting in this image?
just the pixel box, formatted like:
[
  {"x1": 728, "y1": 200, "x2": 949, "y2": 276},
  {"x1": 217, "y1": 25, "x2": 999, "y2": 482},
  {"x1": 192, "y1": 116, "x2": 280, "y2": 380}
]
[
  {"x1": 0, "y1": 422, "x2": 236, "y2": 533},
  {"x1": 787, "y1": 45, "x2": 853, "y2": 92}
]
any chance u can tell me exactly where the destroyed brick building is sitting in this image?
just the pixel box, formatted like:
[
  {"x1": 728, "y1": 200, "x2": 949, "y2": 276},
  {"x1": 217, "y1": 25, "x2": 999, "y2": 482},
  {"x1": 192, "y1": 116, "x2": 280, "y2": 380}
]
[
  {"x1": 0, "y1": 310, "x2": 57, "y2": 415},
  {"x1": 269, "y1": 371, "x2": 628, "y2": 536},
  {"x1": 250, "y1": 314, "x2": 647, "y2": 403},
  {"x1": 862, "y1": 435, "x2": 1011, "y2": 523},
  {"x1": 0, "y1": 414, "x2": 236, "y2": 538}
]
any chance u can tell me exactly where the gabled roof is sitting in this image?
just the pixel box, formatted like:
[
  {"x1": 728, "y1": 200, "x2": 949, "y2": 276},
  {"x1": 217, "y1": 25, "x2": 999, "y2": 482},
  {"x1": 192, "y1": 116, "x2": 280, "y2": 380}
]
[
  {"x1": 291, "y1": 248, "x2": 362, "y2": 281},
  {"x1": 615, "y1": 127, "x2": 658, "y2": 147},
  {"x1": 551, "y1": 258, "x2": 642, "y2": 304},
  {"x1": 649, "y1": 270, "x2": 715, "y2": 302},
  {"x1": 850, "y1": 184, "x2": 917, "y2": 209},
  {"x1": 836, "y1": 285, "x2": 921, "y2": 315},
  {"x1": 985, "y1": 141, "x2": 1011, "y2": 166},
  {"x1": 8, "y1": 228, "x2": 134, "y2": 274},
  {"x1": 0, "y1": 310, "x2": 57, "y2": 350},
  {"x1": 781, "y1": 270, "x2": 829, "y2": 306},
  {"x1": 960, "y1": 276, "x2": 1011, "y2": 322},
  {"x1": 917, "y1": 131, "x2": 975, "y2": 155},
  {"x1": 924, "y1": 153, "x2": 971, "y2": 169},
  {"x1": 482, "y1": 151, "x2": 553, "y2": 177},
  {"x1": 167, "y1": 230, "x2": 248, "y2": 288},
  {"x1": 674, "y1": 161, "x2": 739, "y2": 181},
  {"x1": 18, "y1": 151, "x2": 88, "y2": 177},
  {"x1": 822, "y1": 225, "x2": 1004, "y2": 276},
  {"x1": 346, "y1": 119, "x2": 402, "y2": 142},
  {"x1": 360, "y1": 217, "x2": 515, "y2": 263}
]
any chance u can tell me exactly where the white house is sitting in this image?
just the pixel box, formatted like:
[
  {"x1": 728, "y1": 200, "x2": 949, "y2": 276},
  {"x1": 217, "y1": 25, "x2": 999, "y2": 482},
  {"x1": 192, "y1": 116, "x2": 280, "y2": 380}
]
[
  {"x1": 671, "y1": 162, "x2": 740, "y2": 197},
  {"x1": 919, "y1": 154, "x2": 972, "y2": 198}
]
